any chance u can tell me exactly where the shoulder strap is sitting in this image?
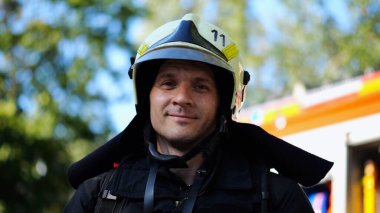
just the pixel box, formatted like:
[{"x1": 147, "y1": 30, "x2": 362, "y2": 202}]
[
  {"x1": 260, "y1": 162, "x2": 269, "y2": 213},
  {"x1": 249, "y1": 159, "x2": 269, "y2": 213},
  {"x1": 94, "y1": 170, "x2": 125, "y2": 213}
]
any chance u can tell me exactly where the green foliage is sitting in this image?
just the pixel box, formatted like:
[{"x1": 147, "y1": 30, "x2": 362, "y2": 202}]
[
  {"x1": 0, "y1": 0, "x2": 140, "y2": 212},
  {"x1": 247, "y1": 0, "x2": 380, "y2": 104}
]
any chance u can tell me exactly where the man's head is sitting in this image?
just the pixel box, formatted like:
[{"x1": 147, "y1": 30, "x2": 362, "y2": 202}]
[
  {"x1": 130, "y1": 13, "x2": 250, "y2": 124},
  {"x1": 150, "y1": 60, "x2": 219, "y2": 152}
]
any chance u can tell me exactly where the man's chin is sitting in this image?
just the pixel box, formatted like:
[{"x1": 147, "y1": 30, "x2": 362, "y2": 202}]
[{"x1": 164, "y1": 136, "x2": 200, "y2": 152}]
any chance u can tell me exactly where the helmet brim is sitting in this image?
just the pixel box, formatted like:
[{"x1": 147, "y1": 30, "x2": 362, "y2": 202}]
[{"x1": 135, "y1": 46, "x2": 232, "y2": 73}]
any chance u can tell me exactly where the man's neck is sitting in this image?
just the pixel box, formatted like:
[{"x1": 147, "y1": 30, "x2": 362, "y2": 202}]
[{"x1": 156, "y1": 139, "x2": 204, "y2": 185}]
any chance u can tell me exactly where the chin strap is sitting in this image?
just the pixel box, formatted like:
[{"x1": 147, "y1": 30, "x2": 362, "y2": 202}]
[
  {"x1": 146, "y1": 132, "x2": 216, "y2": 168},
  {"x1": 142, "y1": 115, "x2": 226, "y2": 213},
  {"x1": 143, "y1": 116, "x2": 225, "y2": 169}
]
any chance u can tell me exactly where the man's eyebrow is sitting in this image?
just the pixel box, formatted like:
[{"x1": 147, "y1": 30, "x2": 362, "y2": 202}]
[
  {"x1": 193, "y1": 77, "x2": 215, "y2": 85},
  {"x1": 155, "y1": 71, "x2": 176, "y2": 79},
  {"x1": 194, "y1": 77, "x2": 212, "y2": 82}
]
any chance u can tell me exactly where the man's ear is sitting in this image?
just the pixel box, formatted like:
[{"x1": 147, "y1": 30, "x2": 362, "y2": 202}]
[{"x1": 128, "y1": 57, "x2": 135, "y2": 79}]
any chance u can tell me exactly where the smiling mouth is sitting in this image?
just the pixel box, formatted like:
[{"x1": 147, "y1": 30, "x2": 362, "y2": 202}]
[{"x1": 168, "y1": 114, "x2": 197, "y2": 120}]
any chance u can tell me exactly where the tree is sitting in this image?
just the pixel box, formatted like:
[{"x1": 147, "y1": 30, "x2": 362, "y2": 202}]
[
  {"x1": 0, "y1": 0, "x2": 141, "y2": 212},
  {"x1": 246, "y1": 0, "x2": 380, "y2": 104}
]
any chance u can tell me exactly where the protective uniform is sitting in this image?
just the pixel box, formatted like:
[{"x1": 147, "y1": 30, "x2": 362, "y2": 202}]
[
  {"x1": 64, "y1": 126, "x2": 315, "y2": 212},
  {"x1": 64, "y1": 14, "x2": 333, "y2": 213}
]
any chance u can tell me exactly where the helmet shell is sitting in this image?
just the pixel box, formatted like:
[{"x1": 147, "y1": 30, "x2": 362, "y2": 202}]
[{"x1": 132, "y1": 13, "x2": 249, "y2": 120}]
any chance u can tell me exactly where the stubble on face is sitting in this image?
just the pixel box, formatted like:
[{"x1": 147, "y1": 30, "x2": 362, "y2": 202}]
[{"x1": 149, "y1": 60, "x2": 219, "y2": 156}]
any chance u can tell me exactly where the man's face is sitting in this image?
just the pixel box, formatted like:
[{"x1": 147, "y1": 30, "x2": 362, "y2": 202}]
[{"x1": 150, "y1": 60, "x2": 219, "y2": 151}]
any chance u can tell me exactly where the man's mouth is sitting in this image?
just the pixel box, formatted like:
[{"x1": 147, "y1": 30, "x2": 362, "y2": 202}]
[
  {"x1": 169, "y1": 114, "x2": 196, "y2": 118},
  {"x1": 167, "y1": 113, "x2": 197, "y2": 120}
]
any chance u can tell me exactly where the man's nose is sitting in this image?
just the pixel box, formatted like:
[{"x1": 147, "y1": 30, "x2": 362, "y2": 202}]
[{"x1": 172, "y1": 84, "x2": 193, "y2": 106}]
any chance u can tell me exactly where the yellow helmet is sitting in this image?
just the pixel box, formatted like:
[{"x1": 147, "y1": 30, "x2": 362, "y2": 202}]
[{"x1": 130, "y1": 13, "x2": 250, "y2": 121}]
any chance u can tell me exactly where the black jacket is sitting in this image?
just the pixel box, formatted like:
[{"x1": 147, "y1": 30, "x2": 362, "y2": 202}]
[{"x1": 64, "y1": 129, "x2": 315, "y2": 213}]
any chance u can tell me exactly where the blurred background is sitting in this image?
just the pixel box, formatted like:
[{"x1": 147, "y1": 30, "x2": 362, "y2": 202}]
[{"x1": 1, "y1": 0, "x2": 379, "y2": 212}]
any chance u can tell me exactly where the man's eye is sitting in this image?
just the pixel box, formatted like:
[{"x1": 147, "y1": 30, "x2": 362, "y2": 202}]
[
  {"x1": 161, "y1": 80, "x2": 175, "y2": 87},
  {"x1": 194, "y1": 84, "x2": 209, "y2": 91}
]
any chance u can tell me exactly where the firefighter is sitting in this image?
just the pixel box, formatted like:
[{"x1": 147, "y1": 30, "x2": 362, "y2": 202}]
[{"x1": 64, "y1": 13, "x2": 333, "y2": 212}]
